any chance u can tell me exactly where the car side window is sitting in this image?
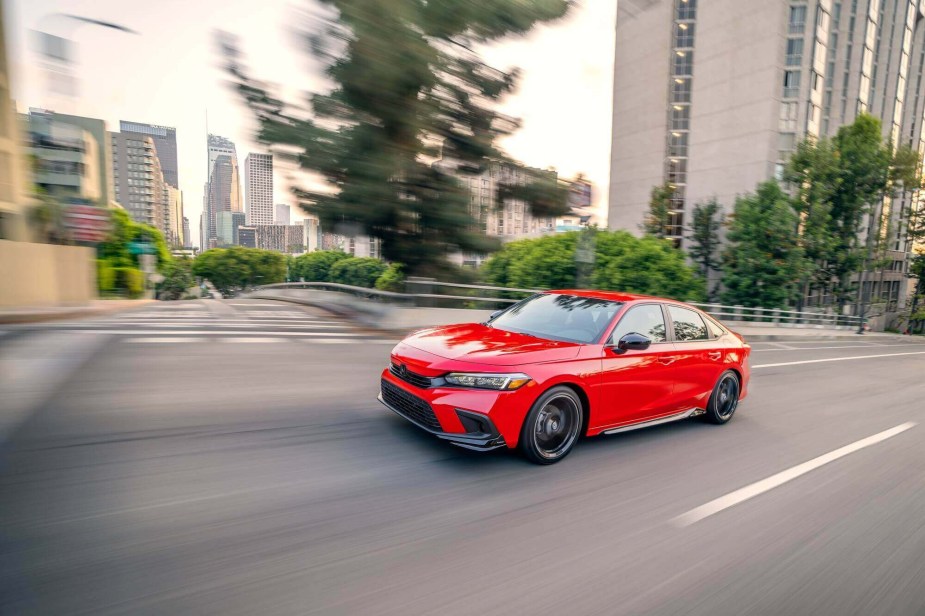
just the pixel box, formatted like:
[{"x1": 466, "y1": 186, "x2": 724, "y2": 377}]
[
  {"x1": 668, "y1": 305, "x2": 709, "y2": 341},
  {"x1": 609, "y1": 304, "x2": 667, "y2": 343},
  {"x1": 705, "y1": 315, "x2": 726, "y2": 338}
]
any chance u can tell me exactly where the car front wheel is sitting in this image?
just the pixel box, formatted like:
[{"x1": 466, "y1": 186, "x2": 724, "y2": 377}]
[
  {"x1": 704, "y1": 370, "x2": 740, "y2": 424},
  {"x1": 520, "y1": 386, "x2": 583, "y2": 465}
]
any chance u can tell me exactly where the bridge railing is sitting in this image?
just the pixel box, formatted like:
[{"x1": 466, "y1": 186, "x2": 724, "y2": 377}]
[{"x1": 252, "y1": 280, "x2": 865, "y2": 329}]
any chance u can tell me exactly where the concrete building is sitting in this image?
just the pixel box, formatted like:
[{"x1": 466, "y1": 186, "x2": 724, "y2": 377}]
[
  {"x1": 237, "y1": 225, "x2": 256, "y2": 248},
  {"x1": 303, "y1": 217, "x2": 321, "y2": 252},
  {"x1": 111, "y1": 131, "x2": 168, "y2": 234},
  {"x1": 322, "y1": 231, "x2": 381, "y2": 258},
  {"x1": 204, "y1": 135, "x2": 242, "y2": 249},
  {"x1": 609, "y1": 0, "x2": 925, "y2": 313},
  {"x1": 182, "y1": 216, "x2": 191, "y2": 249},
  {"x1": 26, "y1": 111, "x2": 102, "y2": 202},
  {"x1": 216, "y1": 210, "x2": 246, "y2": 246},
  {"x1": 120, "y1": 121, "x2": 178, "y2": 189},
  {"x1": 1, "y1": 5, "x2": 29, "y2": 240},
  {"x1": 275, "y1": 203, "x2": 290, "y2": 225},
  {"x1": 255, "y1": 223, "x2": 304, "y2": 253},
  {"x1": 47, "y1": 112, "x2": 115, "y2": 205},
  {"x1": 245, "y1": 153, "x2": 273, "y2": 226}
]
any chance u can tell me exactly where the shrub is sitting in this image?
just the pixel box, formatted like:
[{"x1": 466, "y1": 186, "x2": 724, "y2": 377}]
[
  {"x1": 330, "y1": 257, "x2": 388, "y2": 288},
  {"x1": 375, "y1": 263, "x2": 405, "y2": 292},
  {"x1": 97, "y1": 259, "x2": 116, "y2": 293},
  {"x1": 291, "y1": 250, "x2": 349, "y2": 282},
  {"x1": 113, "y1": 267, "x2": 145, "y2": 298}
]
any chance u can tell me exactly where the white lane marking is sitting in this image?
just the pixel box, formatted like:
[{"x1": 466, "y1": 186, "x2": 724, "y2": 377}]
[
  {"x1": 752, "y1": 343, "x2": 925, "y2": 353},
  {"x1": 752, "y1": 350, "x2": 925, "y2": 368},
  {"x1": 309, "y1": 338, "x2": 355, "y2": 344},
  {"x1": 221, "y1": 337, "x2": 286, "y2": 343},
  {"x1": 673, "y1": 422, "x2": 917, "y2": 527},
  {"x1": 124, "y1": 337, "x2": 206, "y2": 344}
]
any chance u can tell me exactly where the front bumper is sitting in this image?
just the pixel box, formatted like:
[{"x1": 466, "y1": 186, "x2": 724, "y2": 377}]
[{"x1": 378, "y1": 392, "x2": 507, "y2": 451}]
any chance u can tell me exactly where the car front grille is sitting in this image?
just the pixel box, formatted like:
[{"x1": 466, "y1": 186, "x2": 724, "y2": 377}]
[
  {"x1": 389, "y1": 363, "x2": 433, "y2": 389},
  {"x1": 381, "y1": 379, "x2": 442, "y2": 431}
]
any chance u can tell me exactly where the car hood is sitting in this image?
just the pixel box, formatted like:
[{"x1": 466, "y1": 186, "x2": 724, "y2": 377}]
[{"x1": 400, "y1": 322, "x2": 581, "y2": 366}]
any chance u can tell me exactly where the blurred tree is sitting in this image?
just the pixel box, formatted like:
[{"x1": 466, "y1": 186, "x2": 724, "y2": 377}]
[
  {"x1": 192, "y1": 247, "x2": 287, "y2": 296},
  {"x1": 291, "y1": 250, "x2": 350, "y2": 282},
  {"x1": 686, "y1": 198, "x2": 723, "y2": 287},
  {"x1": 481, "y1": 230, "x2": 704, "y2": 301},
  {"x1": 641, "y1": 182, "x2": 674, "y2": 239},
  {"x1": 721, "y1": 181, "x2": 806, "y2": 308},
  {"x1": 224, "y1": 0, "x2": 572, "y2": 275},
  {"x1": 330, "y1": 257, "x2": 388, "y2": 287},
  {"x1": 157, "y1": 259, "x2": 195, "y2": 300},
  {"x1": 375, "y1": 262, "x2": 406, "y2": 292}
]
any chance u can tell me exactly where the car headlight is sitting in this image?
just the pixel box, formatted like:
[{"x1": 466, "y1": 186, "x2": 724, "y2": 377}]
[{"x1": 444, "y1": 372, "x2": 532, "y2": 390}]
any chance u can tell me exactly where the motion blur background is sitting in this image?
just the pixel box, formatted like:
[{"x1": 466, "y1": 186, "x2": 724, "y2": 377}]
[{"x1": 2, "y1": 0, "x2": 925, "y2": 614}]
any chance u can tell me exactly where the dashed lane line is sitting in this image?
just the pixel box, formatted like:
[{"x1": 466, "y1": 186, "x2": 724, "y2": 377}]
[{"x1": 752, "y1": 350, "x2": 925, "y2": 368}]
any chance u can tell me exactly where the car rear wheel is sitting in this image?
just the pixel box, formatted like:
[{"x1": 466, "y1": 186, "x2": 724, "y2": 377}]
[
  {"x1": 520, "y1": 386, "x2": 582, "y2": 465},
  {"x1": 704, "y1": 370, "x2": 740, "y2": 425}
]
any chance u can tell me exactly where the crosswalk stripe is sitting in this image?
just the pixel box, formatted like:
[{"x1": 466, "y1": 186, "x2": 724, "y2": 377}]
[
  {"x1": 220, "y1": 337, "x2": 285, "y2": 343},
  {"x1": 124, "y1": 337, "x2": 207, "y2": 344}
]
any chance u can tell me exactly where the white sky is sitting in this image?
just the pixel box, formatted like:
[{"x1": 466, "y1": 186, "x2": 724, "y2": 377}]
[{"x1": 4, "y1": 0, "x2": 616, "y2": 246}]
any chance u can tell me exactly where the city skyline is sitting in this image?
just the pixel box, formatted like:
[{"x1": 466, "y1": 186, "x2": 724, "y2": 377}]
[{"x1": 3, "y1": 0, "x2": 617, "y2": 248}]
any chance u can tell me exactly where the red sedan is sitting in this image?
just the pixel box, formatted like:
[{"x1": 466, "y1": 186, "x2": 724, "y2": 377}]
[{"x1": 379, "y1": 290, "x2": 750, "y2": 464}]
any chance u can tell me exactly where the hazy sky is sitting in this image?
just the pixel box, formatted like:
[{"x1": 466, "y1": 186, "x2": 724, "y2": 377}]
[{"x1": 5, "y1": 0, "x2": 616, "y2": 246}]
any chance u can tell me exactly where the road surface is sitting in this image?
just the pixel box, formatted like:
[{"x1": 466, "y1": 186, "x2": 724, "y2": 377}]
[{"x1": 2, "y1": 299, "x2": 924, "y2": 615}]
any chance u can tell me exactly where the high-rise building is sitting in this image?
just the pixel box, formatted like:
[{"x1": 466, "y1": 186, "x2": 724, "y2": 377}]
[
  {"x1": 26, "y1": 111, "x2": 102, "y2": 203},
  {"x1": 245, "y1": 153, "x2": 273, "y2": 226},
  {"x1": 119, "y1": 121, "x2": 178, "y2": 188},
  {"x1": 303, "y1": 217, "x2": 321, "y2": 252},
  {"x1": 255, "y1": 223, "x2": 304, "y2": 252},
  {"x1": 237, "y1": 225, "x2": 256, "y2": 248},
  {"x1": 275, "y1": 203, "x2": 290, "y2": 225},
  {"x1": 48, "y1": 112, "x2": 115, "y2": 205},
  {"x1": 182, "y1": 216, "x2": 191, "y2": 249},
  {"x1": 204, "y1": 135, "x2": 242, "y2": 249},
  {"x1": 111, "y1": 130, "x2": 169, "y2": 234},
  {"x1": 609, "y1": 0, "x2": 925, "y2": 312},
  {"x1": 216, "y1": 211, "x2": 246, "y2": 246},
  {"x1": 167, "y1": 186, "x2": 184, "y2": 246}
]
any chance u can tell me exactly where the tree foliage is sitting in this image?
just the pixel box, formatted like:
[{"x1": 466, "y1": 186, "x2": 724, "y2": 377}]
[
  {"x1": 291, "y1": 250, "x2": 350, "y2": 282},
  {"x1": 192, "y1": 247, "x2": 287, "y2": 296},
  {"x1": 721, "y1": 181, "x2": 806, "y2": 308},
  {"x1": 641, "y1": 182, "x2": 674, "y2": 239},
  {"x1": 225, "y1": 0, "x2": 572, "y2": 275},
  {"x1": 482, "y1": 230, "x2": 704, "y2": 301},
  {"x1": 686, "y1": 198, "x2": 723, "y2": 281},
  {"x1": 329, "y1": 256, "x2": 388, "y2": 287},
  {"x1": 157, "y1": 259, "x2": 195, "y2": 300},
  {"x1": 375, "y1": 262, "x2": 406, "y2": 292}
]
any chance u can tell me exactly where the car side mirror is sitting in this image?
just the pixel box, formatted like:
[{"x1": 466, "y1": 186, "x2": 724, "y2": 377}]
[{"x1": 614, "y1": 332, "x2": 652, "y2": 354}]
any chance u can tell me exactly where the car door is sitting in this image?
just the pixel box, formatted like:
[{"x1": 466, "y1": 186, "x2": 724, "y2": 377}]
[
  {"x1": 664, "y1": 304, "x2": 725, "y2": 410},
  {"x1": 596, "y1": 303, "x2": 682, "y2": 430}
]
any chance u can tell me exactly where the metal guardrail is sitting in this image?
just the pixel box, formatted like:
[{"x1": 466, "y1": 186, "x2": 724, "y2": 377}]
[{"x1": 255, "y1": 280, "x2": 866, "y2": 328}]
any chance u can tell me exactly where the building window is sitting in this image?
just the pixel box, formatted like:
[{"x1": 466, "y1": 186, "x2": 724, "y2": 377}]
[
  {"x1": 783, "y1": 69, "x2": 801, "y2": 98},
  {"x1": 670, "y1": 105, "x2": 690, "y2": 130},
  {"x1": 789, "y1": 5, "x2": 807, "y2": 34},
  {"x1": 676, "y1": 0, "x2": 696, "y2": 21},
  {"x1": 671, "y1": 78, "x2": 692, "y2": 103},
  {"x1": 779, "y1": 101, "x2": 798, "y2": 130},
  {"x1": 785, "y1": 38, "x2": 804, "y2": 66},
  {"x1": 673, "y1": 51, "x2": 693, "y2": 76},
  {"x1": 666, "y1": 158, "x2": 687, "y2": 184},
  {"x1": 674, "y1": 22, "x2": 695, "y2": 48},
  {"x1": 668, "y1": 132, "x2": 688, "y2": 157}
]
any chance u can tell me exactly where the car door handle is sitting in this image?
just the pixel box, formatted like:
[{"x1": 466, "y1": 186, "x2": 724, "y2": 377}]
[
  {"x1": 707, "y1": 351, "x2": 722, "y2": 361},
  {"x1": 658, "y1": 356, "x2": 678, "y2": 365}
]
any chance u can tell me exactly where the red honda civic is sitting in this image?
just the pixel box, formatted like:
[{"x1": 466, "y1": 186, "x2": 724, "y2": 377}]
[{"x1": 379, "y1": 290, "x2": 750, "y2": 464}]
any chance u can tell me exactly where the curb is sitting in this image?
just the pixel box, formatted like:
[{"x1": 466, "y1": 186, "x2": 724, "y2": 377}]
[{"x1": 0, "y1": 300, "x2": 155, "y2": 325}]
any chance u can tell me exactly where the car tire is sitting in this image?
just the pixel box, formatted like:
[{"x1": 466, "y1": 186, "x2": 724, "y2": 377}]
[
  {"x1": 704, "y1": 370, "x2": 740, "y2": 425},
  {"x1": 519, "y1": 386, "x2": 583, "y2": 465}
]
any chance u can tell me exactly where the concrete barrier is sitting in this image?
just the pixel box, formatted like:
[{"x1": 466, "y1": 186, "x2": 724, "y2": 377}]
[{"x1": 0, "y1": 240, "x2": 96, "y2": 307}]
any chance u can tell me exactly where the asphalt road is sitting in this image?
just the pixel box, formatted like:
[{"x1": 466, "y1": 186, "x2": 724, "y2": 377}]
[{"x1": 2, "y1": 299, "x2": 925, "y2": 615}]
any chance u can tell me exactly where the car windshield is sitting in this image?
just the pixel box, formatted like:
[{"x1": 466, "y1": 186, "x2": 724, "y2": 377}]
[{"x1": 489, "y1": 294, "x2": 623, "y2": 344}]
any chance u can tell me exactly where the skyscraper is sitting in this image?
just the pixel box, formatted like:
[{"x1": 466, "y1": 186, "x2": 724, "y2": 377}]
[
  {"x1": 609, "y1": 0, "x2": 925, "y2": 312},
  {"x1": 245, "y1": 153, "x2": 273, "y2": 226},
  {"x1": 182, "y1": 216, "x2": 191, "y2": 249},
  {"x1": 111, "y1": 131, "x2": 169, "y2": 234},
  {"x1": 120, "y1": 121, "x2": 178, "y2": 189},
  {"x1": 167, "y1": 186, "x2": 184, "y2": 247},
  {"x1": 275, "y1": 203, "x2": 290, "y2": 225},
  {"x1": 204, "y1": 135, "x2": 242, "y2": 249}
]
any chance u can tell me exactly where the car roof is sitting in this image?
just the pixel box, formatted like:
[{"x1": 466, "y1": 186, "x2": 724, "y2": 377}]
[{"x1": 545, "y1": 289, "x2": 663, "y2": 303}]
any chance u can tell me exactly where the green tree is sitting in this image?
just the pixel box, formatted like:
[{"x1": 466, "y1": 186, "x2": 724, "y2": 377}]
[
  {"x1": 329, "y1": 257, "x2": 388, "y2": 287},
  {"x1": 641, "y1": 182, "x2": 674, "y2": 239},
  {"x1": 721, "y1": 181, "x2": 806, "y2": 308},
  {"x1": 686, "y1": 198, "x2": 723, "y2": 281},
  {"x1": 192, "y1": 247, "x2": 287, "y2": 296},
  {"x1": 157, "y1": 258, "x2": 195, "y2": 300},
  {"x1": 375, "y1": 262, "x2": 406, "y2": 292},
  {"x1": 225, "y1": 0, "x2": 572, "y2": 275},
  {"x1": 291, "y1": 250, "x2": 350, "y2": 282},
  {"x1": 481, "y1": 230, "x2": 704, "y2": 301}
]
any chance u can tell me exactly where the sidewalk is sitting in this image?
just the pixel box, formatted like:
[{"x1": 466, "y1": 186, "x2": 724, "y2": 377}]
[{"x1": 0, "y1": 299, "x2": 154, "y2": 325}]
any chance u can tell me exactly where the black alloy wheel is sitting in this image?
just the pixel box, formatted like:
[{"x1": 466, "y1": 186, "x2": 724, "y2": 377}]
[
  {"x1": 520, "y1": 386, "x2": 583, "y2": 465},
  {"x1": 704, "y1": 370, "x2": 740, "y2": 424}
]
